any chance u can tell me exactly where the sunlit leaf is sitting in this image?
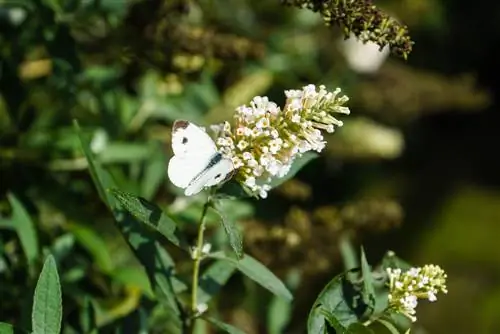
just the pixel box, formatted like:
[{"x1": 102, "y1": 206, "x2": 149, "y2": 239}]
[
  {"x1": 198, "y1": 260, "x2": 236, "y2": 305},
  {"x1": 209, "y1": 252, "x2": 292, "y2": 301},
  {"x1": 202, "y1": 316, "x2": 246, "y2": 334},
  {"x1": 32, "y1": 255, "x2": 62, "y2": 334}
]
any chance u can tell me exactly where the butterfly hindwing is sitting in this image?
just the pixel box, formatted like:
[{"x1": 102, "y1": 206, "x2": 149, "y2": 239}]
[{"x1": 184, "y1": 155, "x2": 234, "y2": 196}]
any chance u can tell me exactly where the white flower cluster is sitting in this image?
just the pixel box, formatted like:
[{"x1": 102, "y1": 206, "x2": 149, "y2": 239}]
[
  {"x1": 387, "y1": 265, "x2": 448, "y2": 322},
  {"x1": 214, "y1": 84, "x2": 350, "y2": 198}
]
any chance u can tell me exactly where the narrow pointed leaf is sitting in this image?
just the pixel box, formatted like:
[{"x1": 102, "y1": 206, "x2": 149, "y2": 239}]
[
  {"x1": 32, "y1": 255, "x2": 62, "y2": 334},
  {"x1": 346, "y1": 323, "x2": 374, "y2": 334},
  {"x1": 211, "y1": 203, "x2": 243, "y2": 259},
  {"x1": 74, "y1": 120, "x2": 183, "y2": 326},
  {"x1": 360, "y1": 247, "x2": 376, "y2": 309},
  {"x1": 202, "y1": 316, "x2": 246, "y2": 334},
  {"x1": 5, "y1": 193, "x2": 39, "y2": 267},
  {"x1": 209, "y1": 252, "x2": 292, "y2": 301},
  {"x1": 110, "y1": 188, "x2": 185, "y2": 248},
  {"x1": 198, "y1": 260, "x2": 236, "y2": 304}
]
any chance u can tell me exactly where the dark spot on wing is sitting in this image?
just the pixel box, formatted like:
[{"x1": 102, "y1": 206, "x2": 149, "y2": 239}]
[
  {"x1": 173, "y1": 120, "x2": 190, "y2": 131},
  {"x1": 182, "y1": 137, "x2": 188, "y2": 144},
  {"x1": 215, "y1": 173, "x2": 221, "y2": 179}
]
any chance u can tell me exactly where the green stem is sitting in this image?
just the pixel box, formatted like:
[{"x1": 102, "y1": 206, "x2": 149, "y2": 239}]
[{"x1": 191, "y1": 195, "x2": 212, "y2": 314}]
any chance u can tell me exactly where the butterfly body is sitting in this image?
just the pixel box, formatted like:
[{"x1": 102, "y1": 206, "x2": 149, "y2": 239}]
[{"x1": 167, "y1": 120, "x2": 234, "y2": 196}]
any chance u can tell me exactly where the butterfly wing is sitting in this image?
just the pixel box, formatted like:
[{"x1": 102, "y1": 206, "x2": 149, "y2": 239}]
[
  {"x1": 171, "y1": 120, "x2": 218, "y2": 158},
  {"x1": 184, "y1": 156, "x2": 234, "y2": 196}
]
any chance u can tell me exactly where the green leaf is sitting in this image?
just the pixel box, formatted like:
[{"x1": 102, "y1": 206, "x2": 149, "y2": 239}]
[
  {"x1": 109, "y1": 188, "x2": 186, "y2": 248},
  {"x1": 32, "y1": 255, "x2": 62, "y2": 334},
  {"x1": 98, "y1": 142, "x2": 153, "y2": 164},
  {"x1": 0, "y1": 323, "x2": 27, "y2": 334},
  {"x1": 74, "y1": 120, "x2": 116, "y2": 208},
  {"x1": 68, "y1": 224, "x2": 114, "y2": 273},
  {"x1": 198, "y1": 260, "x2": 236, "y2": 305},
  {"x1": 4, "y1": 193, "x2": 39, "y2": 267},
  {"x1": 141, "y1": 147, "x2": 166, "y2": 200},
  {"x1": 381, "y1": 251, "x2": 412, "y2": 272},
  {"x1": 75, "y1": 120, "x2": 183, "y2": 327},
  {"x1": 211, "y1": 202, "x2": 244, "y2": 259},
  {"x1": 79, "y1": 297, "x2": 97, "y2": 334},
  {"x1": 209, "y1": 252, "x2": 292, "y2": 301},
  {"x1": 339, "y1": 233, "x2": 358, "y2": 271},
  {"x1": 360, "y1": 247, "x2": 376, "y2": 310},
  {"x1": 307, "y1": 271, "x2": 361, "y2": 333},
  {"x1": 267, "y1": 295, "x2": 292, "y2": 334},
  {"x1": 202, "y1": 316, "x2": 246, "y2": 334},
  {"x1": 346, "y1": 323, "x2": 374, "y2": 334},
  {"x1": 368, "y1": 318, "x2": 401, "y2": 334},
  {"x1": 114, "y1": 191, "x2": 181, "y2": 245},
  {"x1": 0, "y1": 323, "x2": 14, "y2": 334},
  {"x1": 268, "y1": 152, "x2": 318, "y2": 189}
]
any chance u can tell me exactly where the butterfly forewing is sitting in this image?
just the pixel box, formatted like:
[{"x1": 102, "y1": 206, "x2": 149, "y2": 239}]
[{"x1": 171, "y1": 120, "x2": 218, "y2": 158}]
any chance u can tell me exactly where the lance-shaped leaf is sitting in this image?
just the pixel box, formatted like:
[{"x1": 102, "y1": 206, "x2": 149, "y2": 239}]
[
  {"x1": 202, "y1": 316, "x2": 247, "y2": 334},
  {"x1": 32, "y1": 255, "x2": 62, "y2": 334},
  {"x1": 2, "y1": 193, "x2": 39, "y2": 268},
  {"x1": 110, "y1": 188, "x2": 186, "y2": 248},
  {"x1": 360, "y1": 247, "x2": 376, "y2": 310},
  {"x1": 74, "y1": 120, "x2": 183, "y2": 326},
  {"x1": 208, "y1": 252, "x2": 292, "y2": 301},
  {"x1": 211, "y1": 202, "x2": 244, "y2": 259},
  {"x1": 198, "y1": 260, "x2": 236, "y2": 305}
]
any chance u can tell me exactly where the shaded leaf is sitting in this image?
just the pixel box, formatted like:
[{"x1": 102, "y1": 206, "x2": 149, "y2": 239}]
[
  {"x1": 368, "y1": 318, "x2": 401, "y2": 334},
  {"x1": 209, "y1": 252, "x2": 292, "y2": 301},
  {"x1": 202, "y1": 316, "x2": 246, "y2": 334},
  {"x1": 267, "y1": 294, "x2": 293, "y2": 334},
  {"x1": 32, "y1": 255, "x2": 62, "y2": 334},
  {"x1": 339, "y1": 233, "x2": 358, "y2": 271},
  {"x1": 68, "y1": 224, "x2": 114, "y2": 273},
  {"x1": 0, "y1": 323, "x2": 27, "y2": 334},
  {"x1": 308, "y1": 271, "x2": 362, "y2": 334},
  {"x1": 381, "y1": 251, "x2": 412, "y2": 272},
  {"x1": 110, "y1": 188, "x2": 186, "y2": 248},
  {"x1": 198, "y1": 260, "x2": 236, "y2": 305},
  {"x1": 211, "y1": 203, "x2": 244, "y2": 259},
  {"x1": 346, "y1": 323, "x2": 374, "y2": 334},
  {"x1": 5, "y1": 193, "x2": 39, "y2": 267},
  {"x1": 79, "y1": 297, "x2": 97, "y2": 334},
  {"x1": 360, "y1": 247, "x2": 376, "y2": 310},
  {"x1": 75, "y1": 120, "x2": 183, "y2": 327}
]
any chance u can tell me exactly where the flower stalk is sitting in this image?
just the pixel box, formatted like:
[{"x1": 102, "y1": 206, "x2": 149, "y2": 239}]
[{"x1": 190, "y1": 195, "x2": 212, "y2": 315}]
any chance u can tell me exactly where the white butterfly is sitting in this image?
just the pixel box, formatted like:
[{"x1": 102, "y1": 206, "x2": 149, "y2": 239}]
[{"x1": 167, "y1": 120, "x2": 234, "y2": 196}]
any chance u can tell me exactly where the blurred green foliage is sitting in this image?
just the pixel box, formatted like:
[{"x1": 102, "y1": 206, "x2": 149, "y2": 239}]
[{"x1": 1, "y1": 0, "x2": 497, "y2": 333}]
